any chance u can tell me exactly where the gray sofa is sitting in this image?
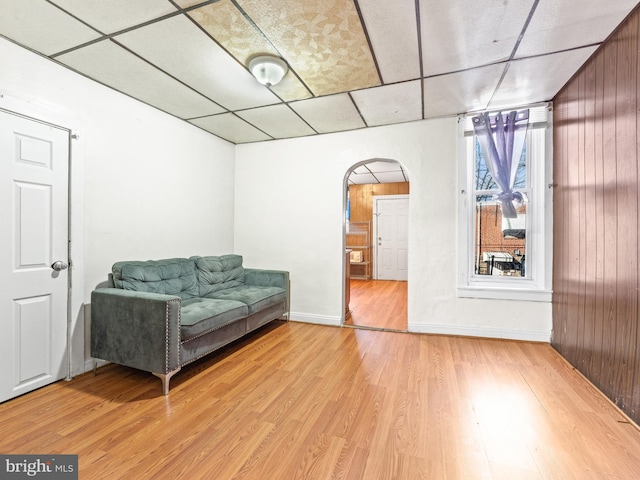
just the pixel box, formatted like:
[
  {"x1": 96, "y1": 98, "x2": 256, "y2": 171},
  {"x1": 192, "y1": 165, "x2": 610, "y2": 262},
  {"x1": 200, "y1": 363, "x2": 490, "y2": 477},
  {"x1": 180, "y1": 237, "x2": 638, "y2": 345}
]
[{"x1": 91, "y1": 254, "x2": 289, "y2": 394}]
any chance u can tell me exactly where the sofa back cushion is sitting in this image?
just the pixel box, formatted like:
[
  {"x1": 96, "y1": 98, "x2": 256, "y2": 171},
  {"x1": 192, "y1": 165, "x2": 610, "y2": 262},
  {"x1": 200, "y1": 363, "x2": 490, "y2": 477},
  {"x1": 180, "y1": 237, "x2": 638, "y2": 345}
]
[
  {"x1": 192, "y1": 254, "x2": 245, "y2": 297},
  {"x1": 112, "y1": 258, "x2": 199, "y2": 300}
]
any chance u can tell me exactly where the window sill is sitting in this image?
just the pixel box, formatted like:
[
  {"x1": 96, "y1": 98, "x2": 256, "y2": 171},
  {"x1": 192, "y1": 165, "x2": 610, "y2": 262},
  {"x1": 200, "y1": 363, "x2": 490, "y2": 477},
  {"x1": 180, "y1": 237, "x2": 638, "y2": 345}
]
[{"x1": 457, "y1": 285, "x2": 552, "y2": 302}]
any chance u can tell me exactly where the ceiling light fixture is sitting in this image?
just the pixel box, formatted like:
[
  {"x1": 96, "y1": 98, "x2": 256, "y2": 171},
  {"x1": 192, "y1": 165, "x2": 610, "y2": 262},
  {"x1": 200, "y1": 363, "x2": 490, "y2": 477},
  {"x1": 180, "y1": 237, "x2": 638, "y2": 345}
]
[{"x1": 248, "y1": 55, "x2": 288, "y2": 87}]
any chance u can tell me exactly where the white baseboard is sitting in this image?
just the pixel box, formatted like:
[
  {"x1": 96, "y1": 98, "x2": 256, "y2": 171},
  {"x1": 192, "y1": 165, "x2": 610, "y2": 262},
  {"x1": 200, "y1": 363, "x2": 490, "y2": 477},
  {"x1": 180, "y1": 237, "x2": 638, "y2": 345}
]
[
  {"x1": 289, "y1": 314, "x2": 549, "y2": 342},
  {"x1": 83, "y1": 358, "x2": 108, "y2": 374},
  {"x1": 408, "y1": 323, "x2": 551, "y2": 343},
  {"x1": 290, "y1": 312, "x2": 341, "y2": 327}
]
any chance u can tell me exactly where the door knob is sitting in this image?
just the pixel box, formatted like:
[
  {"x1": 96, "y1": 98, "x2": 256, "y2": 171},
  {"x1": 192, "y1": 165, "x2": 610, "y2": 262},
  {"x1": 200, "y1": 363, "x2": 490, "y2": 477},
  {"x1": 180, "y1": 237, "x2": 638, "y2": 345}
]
[{"x1": 51, "y1": 261, "x2": 68, "y2": 271}]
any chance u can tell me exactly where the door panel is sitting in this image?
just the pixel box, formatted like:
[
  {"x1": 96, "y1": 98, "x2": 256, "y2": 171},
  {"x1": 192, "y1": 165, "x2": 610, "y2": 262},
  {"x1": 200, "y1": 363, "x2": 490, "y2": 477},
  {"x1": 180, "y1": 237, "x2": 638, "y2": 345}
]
[
  {"x1": 0, "y1": 111, "x2": 69, "y2": 403},
  {"x1": 15, "y1": 295, "x2": 51, "y2": 386},
  {"x1": 16, "y1": 182, "x2": 51, "y2": 266}
]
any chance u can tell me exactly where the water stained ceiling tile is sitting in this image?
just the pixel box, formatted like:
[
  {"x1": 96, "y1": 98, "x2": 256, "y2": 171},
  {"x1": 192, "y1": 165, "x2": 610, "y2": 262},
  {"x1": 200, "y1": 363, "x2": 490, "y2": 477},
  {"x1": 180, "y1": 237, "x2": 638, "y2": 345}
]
[
  {"x1": 235, "y1": 0, "x2": 380, "y2": 96},
  {"x1": 289, "y1": 94, "x2": 365, "y2": 133}
]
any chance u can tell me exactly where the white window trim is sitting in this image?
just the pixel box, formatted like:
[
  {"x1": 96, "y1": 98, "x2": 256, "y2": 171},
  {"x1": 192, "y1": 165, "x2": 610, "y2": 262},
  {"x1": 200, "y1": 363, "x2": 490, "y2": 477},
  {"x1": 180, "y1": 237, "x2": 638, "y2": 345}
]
[{"x1": 457, "y1": 107, "x2": 553, "y2": 302}]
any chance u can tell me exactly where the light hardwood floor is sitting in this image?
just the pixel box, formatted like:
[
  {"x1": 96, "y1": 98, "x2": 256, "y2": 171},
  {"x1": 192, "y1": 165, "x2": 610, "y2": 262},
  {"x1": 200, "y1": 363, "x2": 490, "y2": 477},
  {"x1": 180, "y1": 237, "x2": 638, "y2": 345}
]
[
  {"x1": 1, "y1": 321, "x2": 640, "y2": 479},
  {"x1": 345, "y1": 279, "x2": 408, "y2": 331}
]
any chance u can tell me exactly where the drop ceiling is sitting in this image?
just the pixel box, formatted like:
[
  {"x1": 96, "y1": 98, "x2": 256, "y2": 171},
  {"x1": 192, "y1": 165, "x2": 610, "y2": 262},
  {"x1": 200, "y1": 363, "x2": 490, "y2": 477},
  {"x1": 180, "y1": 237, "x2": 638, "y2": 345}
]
[
  {"x1": 0, "y1": 0, "x2": 637, "y2": 145},
  {"x1": 348, "y1": 161, "x2": 408, "y2": 185}
]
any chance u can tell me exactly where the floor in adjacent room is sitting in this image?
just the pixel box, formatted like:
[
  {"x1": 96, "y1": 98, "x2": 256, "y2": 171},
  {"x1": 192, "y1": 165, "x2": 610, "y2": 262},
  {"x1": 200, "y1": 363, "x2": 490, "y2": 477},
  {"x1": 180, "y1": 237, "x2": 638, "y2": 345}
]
[{"x1": 345, "y1": 279, "x2": 408, "y2": 331}]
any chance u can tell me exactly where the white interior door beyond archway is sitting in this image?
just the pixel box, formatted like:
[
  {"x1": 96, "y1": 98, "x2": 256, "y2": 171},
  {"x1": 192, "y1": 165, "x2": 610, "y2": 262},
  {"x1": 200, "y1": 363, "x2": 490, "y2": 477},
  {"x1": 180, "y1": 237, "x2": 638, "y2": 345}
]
[{"x1": 373, "y1": 194, "x2": 409, "y2": 281}]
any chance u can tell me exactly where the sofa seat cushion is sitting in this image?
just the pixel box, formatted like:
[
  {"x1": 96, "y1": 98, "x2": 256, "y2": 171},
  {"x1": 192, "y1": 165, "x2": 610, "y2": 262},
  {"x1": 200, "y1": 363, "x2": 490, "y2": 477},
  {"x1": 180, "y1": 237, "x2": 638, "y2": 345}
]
[
  {"x1": 209, "y1": 286, "x2": 286, "y2": 314},
  {"x1": 180, "y1": 298, "x2": 248, "y2": 340}
]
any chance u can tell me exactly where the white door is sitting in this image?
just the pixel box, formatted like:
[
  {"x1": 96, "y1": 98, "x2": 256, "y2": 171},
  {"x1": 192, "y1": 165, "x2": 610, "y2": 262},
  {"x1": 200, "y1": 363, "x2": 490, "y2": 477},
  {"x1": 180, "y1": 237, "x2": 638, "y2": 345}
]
[
  {"x1": 375, "y1": 195, "x2": 409, "y2": 281},
  {"x1": 0, "y1": 110, "x2": 69, "y2": 403}
]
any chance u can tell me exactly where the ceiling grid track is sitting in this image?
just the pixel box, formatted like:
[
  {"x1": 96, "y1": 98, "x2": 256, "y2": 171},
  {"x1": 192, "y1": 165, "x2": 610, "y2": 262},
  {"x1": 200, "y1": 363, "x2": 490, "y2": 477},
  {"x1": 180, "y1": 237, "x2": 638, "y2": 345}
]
[{"x1": 0, "y1": 0, "x2": 632, "y2": 143}]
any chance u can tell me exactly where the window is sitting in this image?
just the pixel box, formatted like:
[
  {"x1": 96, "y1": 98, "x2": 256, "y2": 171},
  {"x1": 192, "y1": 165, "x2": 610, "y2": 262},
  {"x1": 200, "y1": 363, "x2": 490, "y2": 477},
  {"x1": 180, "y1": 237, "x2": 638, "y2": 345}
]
[
  {"x1": 457, "y1": 106, "x2": 552, "y2": 302},
  {"x1": 474, "y1": 141, "x2": 528, "y2": 278}
]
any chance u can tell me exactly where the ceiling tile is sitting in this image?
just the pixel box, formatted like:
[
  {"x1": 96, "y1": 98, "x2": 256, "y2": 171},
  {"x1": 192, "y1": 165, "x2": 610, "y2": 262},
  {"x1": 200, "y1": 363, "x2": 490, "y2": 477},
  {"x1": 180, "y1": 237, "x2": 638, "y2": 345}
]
[
  {"x1": 0, "y1": 0, "x2": 100, "y2": 56},
  {"x1": 50, "y1": 0, "x2": 178, "y2": 34},
  {"x1": 366, "y1": 160, "x2": 402, "y2": 173},
  {"x1": 189, "y1": 113, "x2": 271, "y2": 144},
  {"x1": 349, "y1": 172, "x2": 378, "y2": 184},
  {"x1": 419, "y1": 0, "x2": 533, "y2": 76},
  {"x1": 353, "y1": 165, "x2": 371, "y2": 175},
  {"x1": 236, "y1": 104, "x2": 316, "y2": 139},
  {"x1": 190, "y1": 0, "x2": 276, "y2": 64},
  {"x1": 351, "y1": 80, "x2": 423, "y2": 127},
  {"x1": 374, "y1": 171, "x2": 407, "y2": 183},
  {"x1": 423, "y1": 63, "x2": 505, "y2": 119},
  {"x1": 173, "y1": 0, "x2": 206, "y2": 8},
  {"x1": 114, "y1": 14, "x2": 281, "y2": 111},
  {"x1": 517, "y1": 0, "x2": 640, "y2": 57},
  {"x1": 57, "y1": 39, "x2": 225, "y2": 118},
  {"x1": 358, "y1": 0, "x2": 420, "y2": 83},
  {"x1": 289, "y1": 94, "x2": 365, "y2": 133},
  {"x1": 186, "y1": 0, "x2": 311, "y2": 102},
  {"x1": 236, "y1": 0, "x2": 380, "y2": 96},
  {"x1": 349, "y1": 160, "x2": 407, "y2": 184},
  {"x1": 489, "y1": 47, "x2": 599, "y2": 111},
  {"x1": 268, "y1": 77, "x2": 313, "y2": 103},
  {"x1": 0, "y1": 0, "x2": 634, "y2": 145}
]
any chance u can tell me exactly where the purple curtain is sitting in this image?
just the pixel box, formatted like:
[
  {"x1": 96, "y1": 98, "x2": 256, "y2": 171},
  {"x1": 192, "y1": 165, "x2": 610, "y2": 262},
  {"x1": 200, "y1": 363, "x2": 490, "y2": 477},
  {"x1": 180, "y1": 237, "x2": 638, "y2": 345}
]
[{"x1": 472, "y1": 109, "x2": 529, "y2": 218}]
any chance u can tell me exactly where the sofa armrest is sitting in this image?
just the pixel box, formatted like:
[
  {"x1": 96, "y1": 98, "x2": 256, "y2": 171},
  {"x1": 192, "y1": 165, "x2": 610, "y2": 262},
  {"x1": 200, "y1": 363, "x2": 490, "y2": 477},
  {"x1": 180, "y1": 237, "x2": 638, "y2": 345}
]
[
  {"x1": 244, "y1": 268, "x2": 290, "y2": 318},
  {"x1": 90, "y1": 288, "x2": 181, "y2": 375}
]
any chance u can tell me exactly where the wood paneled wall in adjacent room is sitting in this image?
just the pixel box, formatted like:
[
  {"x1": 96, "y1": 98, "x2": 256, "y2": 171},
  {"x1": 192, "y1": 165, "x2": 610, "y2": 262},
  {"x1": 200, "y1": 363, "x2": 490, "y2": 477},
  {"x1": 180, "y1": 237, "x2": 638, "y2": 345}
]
[
  {"x1": 552, "y1": 6, "x2": 640, "y2": 424},
  {"x1": 348, "y1": 182, "x2": 410, "y2": 223}
]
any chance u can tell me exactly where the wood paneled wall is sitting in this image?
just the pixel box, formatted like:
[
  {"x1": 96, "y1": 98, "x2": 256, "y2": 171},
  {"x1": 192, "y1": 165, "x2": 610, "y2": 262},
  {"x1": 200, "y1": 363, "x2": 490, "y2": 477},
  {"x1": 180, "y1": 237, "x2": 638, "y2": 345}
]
[
  {"x1": 552, "y1": 7, "x2": 640, "y2": 424},
  {"x1": 348, "y1": 182, "x2": 410, "y2": 223}
]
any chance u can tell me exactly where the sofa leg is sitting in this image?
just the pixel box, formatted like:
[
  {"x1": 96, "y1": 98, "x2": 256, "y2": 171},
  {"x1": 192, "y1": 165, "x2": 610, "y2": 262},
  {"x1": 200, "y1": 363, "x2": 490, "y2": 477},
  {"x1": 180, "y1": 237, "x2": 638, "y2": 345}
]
[{"x1": 153, "y1": 368, "x2": 181, "y2": 395}]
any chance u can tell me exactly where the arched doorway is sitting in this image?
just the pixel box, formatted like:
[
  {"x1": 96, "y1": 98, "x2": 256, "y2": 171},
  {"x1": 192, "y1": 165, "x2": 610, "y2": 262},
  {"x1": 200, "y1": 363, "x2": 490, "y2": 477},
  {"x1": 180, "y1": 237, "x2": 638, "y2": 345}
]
[{"x1": 343, "y1": 159, "x2": 409, "y2": 331}]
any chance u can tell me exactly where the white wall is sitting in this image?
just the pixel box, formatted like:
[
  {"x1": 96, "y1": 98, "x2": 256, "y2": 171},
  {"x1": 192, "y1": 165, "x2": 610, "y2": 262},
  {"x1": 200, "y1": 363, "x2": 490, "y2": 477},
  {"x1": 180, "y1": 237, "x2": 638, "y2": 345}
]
[
  {"x1": 235, "y1": 119, "x2": 552, "y2": 341},
  {"x1": 0, "y1": 36, "x2": 551, "y2": 381},
  {"x1": 81, "y1": 95, "x2": 236, "y2": 295},
  {"x1": 0, "y1": 38, "x2": 236, "y2": 374}
]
